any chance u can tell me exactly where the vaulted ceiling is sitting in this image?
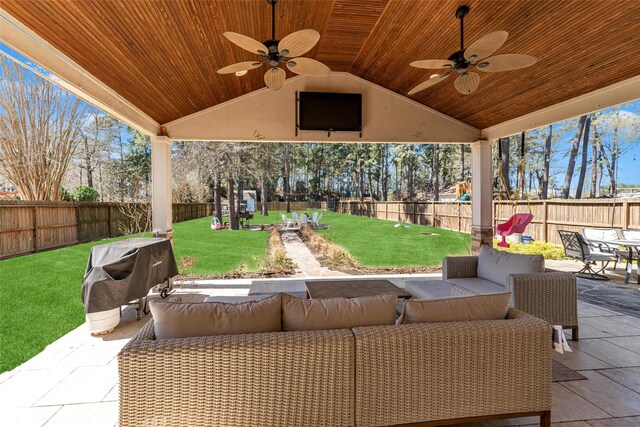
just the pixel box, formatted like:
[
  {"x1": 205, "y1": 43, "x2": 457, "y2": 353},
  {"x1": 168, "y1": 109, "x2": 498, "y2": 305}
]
[{"x1": 2, "y1": 0, "x2": 640, "y2": 129}]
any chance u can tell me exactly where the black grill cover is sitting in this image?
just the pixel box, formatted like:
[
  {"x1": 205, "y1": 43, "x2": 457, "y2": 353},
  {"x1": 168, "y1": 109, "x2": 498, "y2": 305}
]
[{"x1": 82, "y1": 238, "x2": 178, "y2": 314}]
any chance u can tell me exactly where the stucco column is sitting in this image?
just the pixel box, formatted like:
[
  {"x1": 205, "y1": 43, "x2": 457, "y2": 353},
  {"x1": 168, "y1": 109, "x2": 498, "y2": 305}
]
[
  {"x1": 471, "y1": 139, "x2": 493, "y2": 254},
  {"x1": 151, "y1": 135, "x2": 173, "y2": 240}
]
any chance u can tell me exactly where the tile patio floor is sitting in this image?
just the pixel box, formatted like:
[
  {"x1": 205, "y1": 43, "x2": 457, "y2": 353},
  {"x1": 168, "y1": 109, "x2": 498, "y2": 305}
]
[{"x1": 2, "y1": 272, "x2": 640, "y2": 427}]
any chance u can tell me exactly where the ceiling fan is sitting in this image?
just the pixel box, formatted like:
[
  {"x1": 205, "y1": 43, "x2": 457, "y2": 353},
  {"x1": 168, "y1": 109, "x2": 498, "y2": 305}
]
[
  {"x1": 408, "y1": 5, "x2": 537, "y2": 96},
  {"x1": 217, "y1": 0, "x2": 330, "y2": 91}
]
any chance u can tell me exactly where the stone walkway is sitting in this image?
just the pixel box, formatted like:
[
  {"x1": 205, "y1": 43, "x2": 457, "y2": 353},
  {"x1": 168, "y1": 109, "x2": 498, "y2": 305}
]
[{"x1": 279, "y1": 228, "x2": 347, "y2": 277}]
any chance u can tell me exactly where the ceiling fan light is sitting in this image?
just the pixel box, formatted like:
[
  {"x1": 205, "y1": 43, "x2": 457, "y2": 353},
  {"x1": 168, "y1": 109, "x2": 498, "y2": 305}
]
[
  {"x1": 235, "y1": 70, "x2": 248, "y2": 76},
  {"x1": 257, "y1": 50, "x2": 267, "y2": 56},
  {"x1": 477, "y1": 62, "x2": 489, "y2": 68},
  {"x1": 281, "y1": 49, "x2": 290, "y2": 57},
  {"x1": 269, "y1": 59, "x2": 279, "y2": 67},
  {"x1": 271, "y1": 67, "x2": 280, "y2": 73},
  {"x1": 430, "y1": 73, "x2": 440, "y2": 79},
  {"x1": 288, "y1": 61, "x2": 297, "y2": 68}
]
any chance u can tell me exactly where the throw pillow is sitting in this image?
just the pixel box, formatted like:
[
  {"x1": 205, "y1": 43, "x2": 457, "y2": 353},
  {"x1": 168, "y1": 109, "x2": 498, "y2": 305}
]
[
  {"x1": 149, "y1": 293, "x2": 282, "y2": 339},
  {"x1": 477, "y1": 245, "x2": 544, "y2": 286},
  {"x1": 282, "y1": 293, "x2": 397, "y2": 331},
  {"x1": 399, "y1": 292, "x2": 511, "y2": 324}
]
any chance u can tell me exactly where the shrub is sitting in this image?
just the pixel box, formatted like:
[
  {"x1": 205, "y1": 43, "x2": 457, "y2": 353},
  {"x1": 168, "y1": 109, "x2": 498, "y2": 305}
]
[
  {"x1": 73, "y1": 185, "x2": 100, "y2": 202},
  {"x1": 60, "y1": 187, "x2": 74, "y2": 201},
  {"x1": 495, "y1": 240, "x2": 566, "y2": 260}
]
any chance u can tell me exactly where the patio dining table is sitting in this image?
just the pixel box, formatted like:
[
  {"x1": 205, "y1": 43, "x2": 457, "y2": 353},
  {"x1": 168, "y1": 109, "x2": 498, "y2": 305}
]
[{"x1": 584, "y1": 237, "x2": 640, "y2": 284}]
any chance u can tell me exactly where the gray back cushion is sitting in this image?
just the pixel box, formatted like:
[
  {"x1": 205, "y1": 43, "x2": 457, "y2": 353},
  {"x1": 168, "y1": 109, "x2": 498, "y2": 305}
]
[
  {"x1": 150, "y1": 293, "x2": 282, "y2": 339},
  {"x1": 282, "y1": 293, "x2": 397, "y2": 331},
  {"x1": 477, "y1": 245, "x2": 544, "y2": 286}
]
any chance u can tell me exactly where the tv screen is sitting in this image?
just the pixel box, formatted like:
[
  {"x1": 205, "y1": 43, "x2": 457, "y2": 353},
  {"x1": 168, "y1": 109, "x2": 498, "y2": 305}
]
[{"x1": 299, "y1": 92, "x2": 362, "y2": 132}]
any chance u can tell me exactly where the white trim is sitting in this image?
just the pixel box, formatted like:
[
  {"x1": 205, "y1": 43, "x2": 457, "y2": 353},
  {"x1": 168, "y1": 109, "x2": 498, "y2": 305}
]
[
  {"x1": 164, "y1": 71, "x2": 478, "y2": 134},
  {"x1": 482, "y1": 75, "x2": 640, "y2": 140},
  {"x1": 0, "y1": 9, "x2": 160, "y2": 136}
]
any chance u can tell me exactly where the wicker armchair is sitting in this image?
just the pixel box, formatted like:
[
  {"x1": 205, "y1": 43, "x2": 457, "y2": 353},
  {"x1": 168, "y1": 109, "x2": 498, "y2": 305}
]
[{"x1": 443, "y1": 255, "x2": 578, "y2": 340}]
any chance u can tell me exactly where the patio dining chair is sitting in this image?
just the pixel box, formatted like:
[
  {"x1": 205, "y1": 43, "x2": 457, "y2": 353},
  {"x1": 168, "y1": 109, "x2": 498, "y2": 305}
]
[
  {"x1": 581, "y1": 227, "x2": 620, "y2": 270},
  {"x1": 558, "y1": 230, "x2": 619, "y2": 280}
]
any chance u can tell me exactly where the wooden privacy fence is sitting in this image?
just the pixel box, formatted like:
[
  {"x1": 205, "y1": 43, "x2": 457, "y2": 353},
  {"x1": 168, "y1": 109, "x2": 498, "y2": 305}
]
[
  {"x1": 0, "y1": 202, "x2": 212, "y2": 259},
  {"x1": 336, "y1": 200, "x2": 640, "y2": 246}
]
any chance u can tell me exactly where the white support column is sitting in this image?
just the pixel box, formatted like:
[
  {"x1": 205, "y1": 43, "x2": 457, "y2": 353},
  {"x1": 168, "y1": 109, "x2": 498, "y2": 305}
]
[
  {"x1": 151, "y1": 135, "x2": 173, "y2": 239},
  {"x1": 471, "y1": 139, "x2": 493, "y2": 254}
]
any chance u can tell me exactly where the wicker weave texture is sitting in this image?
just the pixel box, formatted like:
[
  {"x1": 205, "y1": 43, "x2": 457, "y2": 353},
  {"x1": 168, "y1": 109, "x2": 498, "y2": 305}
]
[
  {"x1": 442, "y1": 256, "x2": 478, "y2": 279},
  {"x1": 353, "y1": 309, "x2": 552, "y2": 427},
  {"x1": 118, "y1": 321, "x2": 355, "y2": 427},
  {"x1": 508, "y1": 272, "x2": 578, "y2": 328}
]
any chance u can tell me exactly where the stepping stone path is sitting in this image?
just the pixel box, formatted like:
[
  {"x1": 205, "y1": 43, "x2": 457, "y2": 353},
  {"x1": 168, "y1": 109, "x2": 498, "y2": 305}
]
[{"x1": 279, "y1": 229, "x2": 348, "y2": 277}]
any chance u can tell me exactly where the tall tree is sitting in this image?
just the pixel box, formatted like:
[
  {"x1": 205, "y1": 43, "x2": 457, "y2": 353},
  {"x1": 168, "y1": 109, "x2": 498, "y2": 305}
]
[
  {"x1": 498, "y1": 137, "x2": 511, "y2": 195},
  {"x1": 575, "y1": 114, "x2": 592, "y2": 199},
  {"x1": 541, "y1": 125, "x2": 552, "y2": 199},
  {"x1": 0, "y1": 57, "x2": 86, "y2": 200},
  {"x1": 432, "y1": 144, "x2": 440, "y2": 201},
  {"x1": 380, "y1": 144, "x2": 389, "y2": 201},
  {"x1": 561, "y1": 115, "x2": 588, "y2": 199},
  {"x1": 589, "y1": 118, "x2": 600, "y2": 198}
]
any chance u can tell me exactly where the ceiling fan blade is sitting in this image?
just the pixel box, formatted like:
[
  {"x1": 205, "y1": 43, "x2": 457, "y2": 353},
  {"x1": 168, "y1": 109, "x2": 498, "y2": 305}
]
[
  {"x1": 464, "y1": 31, "x2": 508, "y2": 62},
  {"x1": 453, "y1": 72, "x2": 480, "y2": 95},
  {"x1": 278, "y1": 29, "x2": 320, "y2": 57},
  {"x1": 477, "y1": 54, "x2": 537, "y2": 72},
  {"x1": 286, "y1": 57, "x2": 330, "y2": 77},
  {"x1": 217, "y1": 61, "x2": 262, "y2": 75},
  {"x1": 264, "y1": 67, "x2": 285, "y2": 91},
  {"x1": 410, "y1": 59, "x2": 454, "y2": 69},
  {"x1": 407, "y1": 73, "x2": 450, "y2": 95},
  {"x1": 223, "y1": 32, "x2": 269, "y2": 55}
]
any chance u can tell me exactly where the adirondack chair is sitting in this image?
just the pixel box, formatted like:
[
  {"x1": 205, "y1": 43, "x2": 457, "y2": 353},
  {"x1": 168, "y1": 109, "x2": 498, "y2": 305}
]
[{"x1": 496, "y1": 213, "x2": 534, "y2": 248}]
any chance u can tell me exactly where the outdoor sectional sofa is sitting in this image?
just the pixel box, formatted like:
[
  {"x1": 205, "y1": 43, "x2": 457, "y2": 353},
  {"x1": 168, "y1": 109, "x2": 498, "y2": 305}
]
[
  {"x1": 118, "y1": 303, "x2": 551, "y2": 427},
  {"x1": 420, "y1": 245, "x2": 578, "y2": 340}
]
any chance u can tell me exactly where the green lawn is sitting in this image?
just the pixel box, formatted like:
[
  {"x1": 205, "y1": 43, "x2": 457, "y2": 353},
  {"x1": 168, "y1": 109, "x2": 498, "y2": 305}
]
[
  {"x1": 316, "y1": 212, "x2": 471, "y2": 267},
  {"x1": 0, "y1": 216, "x2": 270, "y2": 373},
  {"x1": 0, "y1": 209, "x2": 468, "y2": 373}
]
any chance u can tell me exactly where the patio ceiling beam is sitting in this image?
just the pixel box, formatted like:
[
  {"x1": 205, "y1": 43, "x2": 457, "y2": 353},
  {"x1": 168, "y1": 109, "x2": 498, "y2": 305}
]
[
  {"x1": 482, "y1": 75, "x2": 640, "y2": 141},
  {"x1": 0, "y1": 9, "x2": 160, "y2": 137}
]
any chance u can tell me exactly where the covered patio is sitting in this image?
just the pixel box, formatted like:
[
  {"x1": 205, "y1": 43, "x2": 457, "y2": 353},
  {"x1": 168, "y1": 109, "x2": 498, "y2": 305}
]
[
  {"x1": 1, "y1": 0, "x2": 640, "y2": 426},
  {"x1": 2, "y1": 0, "x2": 639, "y2": 250}
]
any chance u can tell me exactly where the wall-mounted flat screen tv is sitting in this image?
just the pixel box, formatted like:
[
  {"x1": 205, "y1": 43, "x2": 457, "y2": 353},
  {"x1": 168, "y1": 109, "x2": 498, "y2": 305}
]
[{"x1": 299, "y1": 92, "x2": 362, "y2": 132}]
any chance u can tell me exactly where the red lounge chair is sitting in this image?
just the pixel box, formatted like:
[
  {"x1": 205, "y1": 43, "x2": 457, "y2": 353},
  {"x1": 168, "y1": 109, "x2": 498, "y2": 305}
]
[{"x1": 496, "y1": 213, "x2": 534, "y2": 248}]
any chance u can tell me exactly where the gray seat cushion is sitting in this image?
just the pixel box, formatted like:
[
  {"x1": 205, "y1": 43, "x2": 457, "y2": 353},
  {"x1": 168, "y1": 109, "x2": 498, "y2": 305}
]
[
  {"x1": 448, "y1": 277, "x2": 505, "y2": 295},
  {"x1": 405, "y1": 280, "x2": 453, "y2": 299},
  {"x1": 477, "y1": 245, "x2": 544, "y2": 286}
]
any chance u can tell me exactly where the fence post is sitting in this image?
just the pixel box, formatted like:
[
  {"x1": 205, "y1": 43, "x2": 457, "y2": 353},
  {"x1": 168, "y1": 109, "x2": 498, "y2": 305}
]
[
  {"x1": 623, "y1": 201, "x2": 630, "y2": 229},
  {"x1": 107, "y1": 204, "x2": 113, "y2": 237},
  {"x1": 75, "y1": 204, "x2": 81, "y2": 243},
  {"x1": 458, "y1": 203, "x2": 462, "y2": 232},
  {"x1": 32, "y1": 205, "x2": 38, "y2": 253},
  {"x1": 543, "y1": 201, "x2": 548, "y2": 243}
]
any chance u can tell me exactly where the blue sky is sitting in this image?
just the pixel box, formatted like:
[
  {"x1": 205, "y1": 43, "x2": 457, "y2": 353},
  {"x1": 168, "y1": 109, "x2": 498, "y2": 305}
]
[{"x1": 2, "y1": 42, "x2": 639, "y2": 185}]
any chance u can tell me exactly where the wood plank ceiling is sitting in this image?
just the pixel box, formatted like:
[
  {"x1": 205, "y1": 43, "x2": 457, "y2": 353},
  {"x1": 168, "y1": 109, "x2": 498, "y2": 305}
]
[{"x1": 3, "y1": 0, "x2": 640, "y2": 129}]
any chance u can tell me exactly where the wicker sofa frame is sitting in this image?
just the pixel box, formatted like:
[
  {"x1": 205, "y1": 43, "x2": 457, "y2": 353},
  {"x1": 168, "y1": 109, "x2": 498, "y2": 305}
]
[
  {"x1": 119, "y1": 308, "x2": 551, "y2": 427},
  {"x1": 443, "y1": 255, "x2": 579, "y2": 341}
]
